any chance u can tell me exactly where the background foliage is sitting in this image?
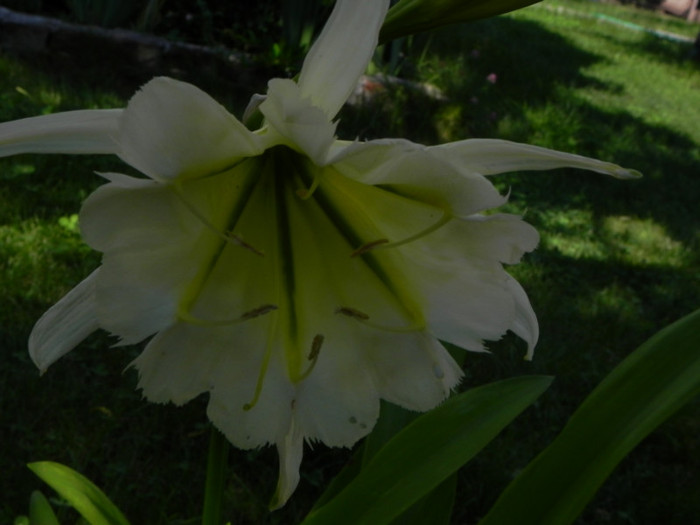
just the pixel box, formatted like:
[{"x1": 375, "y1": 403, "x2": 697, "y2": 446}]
[{"x1": 1, "y1": 0, "x2": 698, "y2": 523}]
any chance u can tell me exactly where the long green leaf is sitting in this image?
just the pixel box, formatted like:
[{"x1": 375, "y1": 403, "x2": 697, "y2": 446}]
[
  {"x1": 302, "y1": 375, "x2": 553, "y2": 525},
  {"x1": 479, "y1": 308, "x2": 700, "y2": 525},
  {"x1": 364, "y1": 402, "x2": 456, "y2": 525},
  {"x1": 380, "y1": 0, "x2": 542, "y2": 42},
  {"x1": 27, "y1": 461, "x2": 129, "y2": 525},
  {"x1": 28, "y1": 491, "x2": 59, "y2": 525},
  {"x1": 389, "y1": 473, "x2": 458, "y2": 525}
]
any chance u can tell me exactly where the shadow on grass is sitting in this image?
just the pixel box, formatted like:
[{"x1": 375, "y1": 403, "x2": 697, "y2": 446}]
[{"x1": 1, "y1": 11, "x2": 698, "y2": 525}]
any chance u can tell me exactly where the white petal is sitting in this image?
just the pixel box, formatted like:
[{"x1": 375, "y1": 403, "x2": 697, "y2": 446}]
[
  {"x1": 412, "y1": 260, "x2": 517, "y2": 353},
  {"x1": 432, "y1": 139, "x2": 642, "y2": 179},
  {"x1": 80, "y1": 160, "x2": 262, "y2": 343},
  {"x1": 506, "y1": 276, "x2": 539, "y2": 360},
  {"x1": 293, "y1": 324, "x2": 381, "y2": 447},
  {"x1": 80, "y1": 178, "x2": 190, "y2": 342},
  {"x1": 259, "y1": 79, "x2": 337, "y2": 165},
  {"x1": 118, "y1": 77, "x2": 263, "y2": 182},
  {"x1": 399, "y1": 216, "x2": 539, "y2": 354},
  {"x1": 448, "y1": 214, "x2": 540, "y2": 265},
  {"x1": 0, "y1": 109, "x2": 121, "y2": 157},
  {"x1": 132, "y1": 322, "x2": 292, "y2": 417},
  {"x1": 28, "y1": 269, "x2": 100, "y2": 373},
  {"x1": 333, "y1": 139, "x2": 507, "y2": 217},
  {"x1": 298, "y1": 0, "x2": 390, "y2": 118},
  {"x1": 271, "y1": 426, "x2": 304, "y2": 510},
  {"x1": 367, "y1": 331, "x2": 463, "y2": 411}
]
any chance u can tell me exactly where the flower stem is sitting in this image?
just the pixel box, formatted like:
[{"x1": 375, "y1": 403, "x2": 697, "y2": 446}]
[{"x1": 202, "y1": 426, "x2": 229, "y2": 525}]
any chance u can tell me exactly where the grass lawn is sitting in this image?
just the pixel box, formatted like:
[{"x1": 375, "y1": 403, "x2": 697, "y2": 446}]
[{"x1": 1, "y1": 1, "x2": 699, "y2": 523}]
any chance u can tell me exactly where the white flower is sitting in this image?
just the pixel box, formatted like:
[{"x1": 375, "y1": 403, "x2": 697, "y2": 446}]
[{"x1": 0, "y1": 0, "x2": 639, "y2": 507}]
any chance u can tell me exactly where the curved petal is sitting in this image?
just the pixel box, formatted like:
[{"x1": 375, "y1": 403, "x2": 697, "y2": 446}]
[
  {"x1": 80, "y1": 177, "x2": 193, "y2": 342},
  {"x1": 432, "y1": 139, "x2": 642, "y2": 179},
  {"x1": 118, "y1": 77, "x2": 263, "y2": 182},
  {"x1": 80, "y1": 159, "x2": 262, "y2": 343},
  {"x1": 506, "y1": 276, "x2": 539, "y2": 360},
  {"x1": 443, "y1": 214, "x2": 540, "y2": 265},
  {"x1": 411, "y1": 260, "x2": 518, "y2": 353},
  {"x1": 366, "y1": 330, "x2": 463, "y2": 411},
  {"x1": 0, "y1": 109, "x2": 121, "y2": 157},
  {"x1": 292, "y1": 322, "x2": 381, "y2": 447},
  {"x1": 298, "y1": 0, "x2": 390, "y2": 118},
  {"x1": 260, "y1": 79, "x2": 337, "y2": 165},
  {"x1": 28, "y1": 270, "x2": 100, "y2": 373},
  {"x1": 271, "y1": 425, "x2": 304, "y2": 510},
  {"x1": 333, "y1": 139, "x2": 507, "y2": 217},
  {"x1": 399, "y1": 215, "x2": 539, "y2": 355}
]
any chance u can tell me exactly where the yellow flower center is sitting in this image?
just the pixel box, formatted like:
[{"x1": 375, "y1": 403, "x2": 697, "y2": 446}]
[{"x1": 171, "y1": 146, "x2": 449, "y2": 409}]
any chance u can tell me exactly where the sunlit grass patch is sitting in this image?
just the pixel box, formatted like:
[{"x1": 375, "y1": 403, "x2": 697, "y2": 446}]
[
  {"x1": 0, "y1": 217, "x2": 96, "y2": 309},
  {"x1": 536, "y1": 211, "x2": 690, "y2": 267},
  {"x1": 601, "y1": 215, "x2": 689, "y2": 267}
]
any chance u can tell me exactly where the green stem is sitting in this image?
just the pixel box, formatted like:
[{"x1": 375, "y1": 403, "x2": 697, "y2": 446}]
[{"x1": 202, "y1": 426, "x2": 230, "y2": 525}]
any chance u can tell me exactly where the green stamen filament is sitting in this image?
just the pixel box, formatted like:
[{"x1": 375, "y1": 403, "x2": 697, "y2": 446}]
[
  {"x1": 296, "y1": 170, "x2": 322, "y2": 200},
  {"x1": 296, "y1": 334, "x2": 324, "y2": 382},
  {"x1": 173, "y1": 184, "x2": 265, "y2": 256},
  {"x1": 335, "y1": 306, "x2": 425, "y2": 333},
  {"x1": 350, "y1": 239, "x2": 389, "y2": 257},
  {"x1": 351, "y1": 212, "x2": 451, "y2": 257},
  {"x1": 308, "y1": 334, "x2": 324, "y2": 360},
  {"x1": 243, "y1": 314, "x2": 279, "y2": 412},
  {"x1": 335, "y1": 306, "x2": 370, "y2": 320},
  {"x1": 227, "y1": 232, "x2": 265, "y2": 256},
  {"x1": 178, "y1": 304, "x2": 277, "y2": 326}
]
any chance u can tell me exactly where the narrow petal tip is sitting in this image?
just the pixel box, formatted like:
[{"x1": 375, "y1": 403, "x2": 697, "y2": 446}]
[
  {"x1": 270, "y1": 429, "x2": 304, "y2": 510},
  {"x1": 611, "y1": 167, "x2": 643, "y2": 180},
  {"x1": 28, "y1": 270, "x2": 100, "y2": 372}
]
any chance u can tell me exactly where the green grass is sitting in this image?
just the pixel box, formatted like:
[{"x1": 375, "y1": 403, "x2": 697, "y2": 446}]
[{"x1": 1, "y1": 1, "x2": 699, "y2": 523}]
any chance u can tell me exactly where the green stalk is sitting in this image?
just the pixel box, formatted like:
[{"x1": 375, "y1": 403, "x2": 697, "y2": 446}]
[{"x1": 202, "y1": 426, "x2": 230, "y2": 525}]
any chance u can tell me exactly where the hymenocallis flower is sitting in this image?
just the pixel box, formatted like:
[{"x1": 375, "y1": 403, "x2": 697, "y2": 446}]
[{"x1": 0, "y1": 0, "x2": 639, "y2": 508}]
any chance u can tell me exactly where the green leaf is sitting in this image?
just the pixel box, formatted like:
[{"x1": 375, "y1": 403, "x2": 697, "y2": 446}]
[
  {"x1": 366, "y1": 403, "x2": 456, "y2": 525},
  {"x1": 479, "y1": 308, "x2": 700, "y2": 525},
  {"x1": 380, "y1": 0, "x2": 542, "y2": 42},
  {"x1": 301, "y1": 376, "x2": 553, "y2": 525},
  {"x1": 27, "y1": 462, "x2": 129, "y2": 525},
  {"x1": 313, "y1": 401, "x2": 454, "y2": 517},
  {"x1": 28, "y1": 491, "x2": 60, "y2": 525},
  {"x1": 361, "y1": 401, "x2": 418, "y2": 466},
  {"x1": 313, "y1": 402, "x2": 437, "y2": 512},
  {"x1": 389, "y1": 473, "x2": 457, "y2": 525},
  {"x1": 311, "y1": 445, "x2": 365, "y2": 511}
]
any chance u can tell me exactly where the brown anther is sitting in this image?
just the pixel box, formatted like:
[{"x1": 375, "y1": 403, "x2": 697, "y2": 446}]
[
  {"x1": 336, "y1": 306, "x2": 370, "y2": 321},
  {"x1": 240, "y1": 304, "x2": 278, "y2": 320},
  {"x1": 350, "y1": 239, "x2": 389, "y2": 257},
  {"x1": 228, "y1": 233, "x2": 265, "y2": 256},
  {"x1": 308, "y1": 334, "x2": 324, "y2": 360}
]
